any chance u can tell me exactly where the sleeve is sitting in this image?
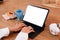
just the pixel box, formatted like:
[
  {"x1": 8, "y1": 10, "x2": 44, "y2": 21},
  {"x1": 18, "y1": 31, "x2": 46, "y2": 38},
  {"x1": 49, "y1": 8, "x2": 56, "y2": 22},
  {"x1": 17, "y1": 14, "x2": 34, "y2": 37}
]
[
  {"x1": 0, "y1": 27, "x2": 10, "y2": 39},
  {"x1": 15, "y1": 31, "x2": 28, "y2": 40}
]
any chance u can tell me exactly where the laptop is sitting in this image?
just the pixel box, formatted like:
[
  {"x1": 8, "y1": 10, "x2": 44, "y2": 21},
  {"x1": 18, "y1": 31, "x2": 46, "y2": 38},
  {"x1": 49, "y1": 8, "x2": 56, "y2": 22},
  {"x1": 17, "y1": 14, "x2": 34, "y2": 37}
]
[{"x1": 23, "y1": 5, "x2": 49, "y2": 38}]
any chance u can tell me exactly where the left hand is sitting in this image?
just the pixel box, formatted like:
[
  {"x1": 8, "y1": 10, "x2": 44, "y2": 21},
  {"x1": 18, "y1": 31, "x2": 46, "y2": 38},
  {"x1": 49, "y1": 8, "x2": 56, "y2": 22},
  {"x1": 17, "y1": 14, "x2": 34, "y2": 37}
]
[{"x1": 8, "y1": 22, "x2": 26, "y2": 32}]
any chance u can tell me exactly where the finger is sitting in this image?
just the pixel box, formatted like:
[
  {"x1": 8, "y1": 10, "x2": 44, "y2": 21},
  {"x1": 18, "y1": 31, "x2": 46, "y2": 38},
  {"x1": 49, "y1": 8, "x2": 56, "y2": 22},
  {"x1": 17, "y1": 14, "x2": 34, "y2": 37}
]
[
  {"x1": 29, "y1": 29, "x2": 35, "y2": 33},
  {"x1": 18, "y1": 22, "x2": 26, "y2": 26},
  {"x1": 31, "y1": 29, "x2": 35, "y2": 32},
  {"x1": 17, "y1": 23, "x2": 24, "y2": 27},
  {"x1": 28, "y1": 26, "x2": 33, "y2": 30},
  {"x1": 21, "y1": 23, "x2": 26, "y2": 26},
  {"x1": 24, "y1": 24, "x2": 27, "y2": 27}
]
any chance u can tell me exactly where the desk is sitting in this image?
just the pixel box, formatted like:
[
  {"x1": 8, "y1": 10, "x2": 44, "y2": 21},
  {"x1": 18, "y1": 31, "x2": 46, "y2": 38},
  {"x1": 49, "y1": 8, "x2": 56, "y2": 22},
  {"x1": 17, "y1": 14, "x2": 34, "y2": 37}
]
[{"x1": 0, "y1": 0, "x2": 60, "y2": 40}]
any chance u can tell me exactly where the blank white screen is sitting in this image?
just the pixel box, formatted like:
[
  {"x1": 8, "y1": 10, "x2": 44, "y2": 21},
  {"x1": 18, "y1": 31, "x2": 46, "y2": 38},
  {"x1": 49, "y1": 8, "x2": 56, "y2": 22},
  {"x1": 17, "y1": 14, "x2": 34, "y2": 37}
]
[{"x1": 23, "y1": 5, "x2": 48, "y2": 27}]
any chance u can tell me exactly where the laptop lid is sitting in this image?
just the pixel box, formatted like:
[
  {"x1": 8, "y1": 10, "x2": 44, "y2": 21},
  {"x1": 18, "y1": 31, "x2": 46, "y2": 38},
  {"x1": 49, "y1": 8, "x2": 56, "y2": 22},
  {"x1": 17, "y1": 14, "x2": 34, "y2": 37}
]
[{"x1": 23, "y1": 5, "x2": 49, "y2": 27}]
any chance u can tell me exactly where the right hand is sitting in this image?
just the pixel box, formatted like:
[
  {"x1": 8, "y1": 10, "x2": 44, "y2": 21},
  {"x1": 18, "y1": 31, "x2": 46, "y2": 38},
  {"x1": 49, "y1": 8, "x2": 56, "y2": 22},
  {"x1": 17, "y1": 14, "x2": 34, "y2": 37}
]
[{"x1": 21, "y1": 26, "x2": 35, "y2": 34}]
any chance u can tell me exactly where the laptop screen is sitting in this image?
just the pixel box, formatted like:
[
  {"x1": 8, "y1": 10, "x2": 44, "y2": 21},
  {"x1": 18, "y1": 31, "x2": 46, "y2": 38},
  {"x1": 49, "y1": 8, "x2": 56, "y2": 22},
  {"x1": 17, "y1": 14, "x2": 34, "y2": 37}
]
[{"x1": 23, "y1": 5, "x2": 49, "y2": 27}]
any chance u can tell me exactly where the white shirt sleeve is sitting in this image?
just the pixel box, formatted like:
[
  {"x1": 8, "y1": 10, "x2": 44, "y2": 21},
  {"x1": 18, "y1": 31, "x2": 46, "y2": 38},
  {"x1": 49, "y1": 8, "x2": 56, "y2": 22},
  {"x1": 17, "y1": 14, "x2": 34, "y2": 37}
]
[
  {"x1": 0, "y1": 27, "x2": 10, "y2": 39},
  {"x1": 15, "y1": 31, "x2": 28, "y2": 40},
  {"x1": 0, "y1": 27, "x2": 28, "y2": 40}
]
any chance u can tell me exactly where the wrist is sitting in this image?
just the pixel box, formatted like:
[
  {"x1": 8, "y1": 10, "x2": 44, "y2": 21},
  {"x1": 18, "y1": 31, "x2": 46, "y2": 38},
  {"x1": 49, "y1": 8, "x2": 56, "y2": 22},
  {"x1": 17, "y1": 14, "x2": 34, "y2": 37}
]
[
  {"x1": 8, "y1": 27, "x2": 13, "y2": 32},
  {"x1": 21, "y1": 31, "x2": 29, "y2": 34},
  {"x1": 20, "y1": 31, "x2": 28, "y2": 34}
]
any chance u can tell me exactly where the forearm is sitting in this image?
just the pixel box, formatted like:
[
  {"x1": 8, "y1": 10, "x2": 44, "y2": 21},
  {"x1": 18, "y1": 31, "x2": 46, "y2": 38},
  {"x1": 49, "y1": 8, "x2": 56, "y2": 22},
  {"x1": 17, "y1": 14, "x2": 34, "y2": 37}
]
[
  {"x1": 0, "y1": 27, "x2": 10, "y2": 39},
  {"x1": 15, "y1": 31, "x2": 28, "y2": 40}
]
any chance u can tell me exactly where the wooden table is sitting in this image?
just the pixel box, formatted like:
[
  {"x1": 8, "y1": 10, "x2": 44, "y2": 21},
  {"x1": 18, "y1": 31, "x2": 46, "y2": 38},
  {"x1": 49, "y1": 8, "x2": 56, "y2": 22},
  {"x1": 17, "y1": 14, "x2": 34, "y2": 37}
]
[{"x1": 0, "y1": 0, "x2": 60, "y2": 40}]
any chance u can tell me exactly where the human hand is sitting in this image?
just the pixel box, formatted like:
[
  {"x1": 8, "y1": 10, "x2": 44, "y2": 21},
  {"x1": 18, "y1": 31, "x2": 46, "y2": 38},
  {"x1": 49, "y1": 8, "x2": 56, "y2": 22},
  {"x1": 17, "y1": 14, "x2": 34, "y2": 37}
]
[
  {"x1": 9, "y1": 22, "x2": 26, "y2": 32},
  {"x1": 21, "y1": 26, "x2": 35, "y2": 34}
]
